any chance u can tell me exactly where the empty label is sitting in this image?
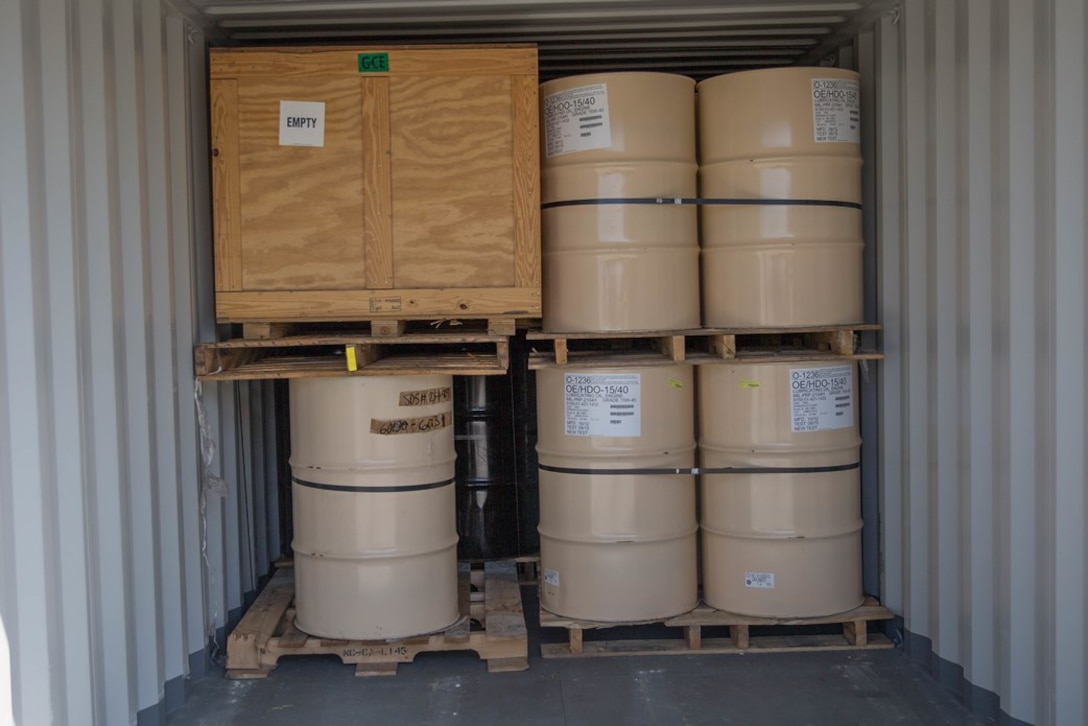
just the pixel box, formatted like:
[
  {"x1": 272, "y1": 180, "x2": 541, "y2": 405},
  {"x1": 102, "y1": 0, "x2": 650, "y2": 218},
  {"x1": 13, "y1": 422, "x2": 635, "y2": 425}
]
[
  {"x1": 543, "y1": 84, "x2": 612, "y2": 157},
  {"x1": 564, "y1": 373, "x2": 640, "y2": 437},
  {"x1": 543, "y1": 568, "x2": 560, "y2": 587},
  {"x1": 279, "y1": 100, "x2": 326, "y2": 147},
  {"x1": 745, "y1": 571, "x2": 775, "y2": 589},
  {"x1": 790, "y1": 365, "x2": 854, "y2": 432},
  {"x1": 811, "y1": 78, "x2": 860, "y2": 143}
]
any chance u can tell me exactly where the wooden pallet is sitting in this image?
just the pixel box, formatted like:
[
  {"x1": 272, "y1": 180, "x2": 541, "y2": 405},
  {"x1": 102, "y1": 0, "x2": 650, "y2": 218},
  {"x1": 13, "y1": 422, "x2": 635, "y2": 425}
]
[
  {"x1": 539, "y1": 597, "x2": 895, "y2": 658},
  {"x1": 239, "y1": 318, "x2": 519, "y2": 340},
  {"x1": 527, "y1": 325, "x2": 883, "y2": 369},
  {"x1": 227, "y1": 561, "x2": 529, "y2": 678},
  {"x1": 527, "y1": 329, "x2": 696, "y2": 369},
  {"x1": 195, "y1": 320, "x2": 514, "y2": 380}
]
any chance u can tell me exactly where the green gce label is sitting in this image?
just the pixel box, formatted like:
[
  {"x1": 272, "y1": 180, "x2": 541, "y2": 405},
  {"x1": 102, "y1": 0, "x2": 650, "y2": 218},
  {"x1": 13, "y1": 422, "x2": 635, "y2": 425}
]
[{"x1": 357, "y1": 52, "x2": 390, "y2": 73}]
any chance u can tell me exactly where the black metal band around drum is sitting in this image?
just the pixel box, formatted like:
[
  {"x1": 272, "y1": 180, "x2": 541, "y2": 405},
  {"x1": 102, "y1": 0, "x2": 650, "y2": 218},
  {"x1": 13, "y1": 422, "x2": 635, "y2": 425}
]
[
  {"x1": 699, "y1": 462, "x2": 861, "y2": 475},
  {"x1": 540, "y1": 197, "x2": 863, "y2": 211},
  {"x1": 537, "y1": 462, "x2": 861, "y2": 477},
  {"x1": 291, "y1": 476, "x2": 455, "y2": 493}
]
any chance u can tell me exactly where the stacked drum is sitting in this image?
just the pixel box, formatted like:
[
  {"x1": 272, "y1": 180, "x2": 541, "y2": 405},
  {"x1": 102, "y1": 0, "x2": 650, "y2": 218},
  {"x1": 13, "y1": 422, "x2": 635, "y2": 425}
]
[
  {"x1": 696, "y1": 67, "x2": 865, "y2": 617},
  {"x1": 698, "y1": 67, "x2": 864, "y2": 327},
  {"x1": 536, "y1": 73, "x2": 700, "y2": 619},
  {"x1": 289, "y1": 376, "x2": 459, "y2": 639},
  {"x1": 535, "y1": 366, "x2": 698, "y2": 621},
  {"x1": 537, "y1": 67, "x2": 866, "y2": 620},
  {"x1": 698, "y1": 363, "x2": 863, "y2": 616},
  {"x1": 540, "y1": 72, "x2": 700, "y2": 332}
]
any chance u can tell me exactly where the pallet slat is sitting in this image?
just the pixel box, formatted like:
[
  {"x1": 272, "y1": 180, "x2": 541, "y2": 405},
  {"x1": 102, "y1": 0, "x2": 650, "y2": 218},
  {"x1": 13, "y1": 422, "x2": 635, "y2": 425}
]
[
  {"x1": 226, "y1": 563, "x2": 529, "y2": 678},
  {"x1": 483, "y1": 562, "x2": 529, "y2": 641},
  {"x1": 195, "y1": 322, "x2": 513, "y2": 379},
  {"x1": 527, "y1": 325, "x2": 883, "y2": 369},
  {"x1": 665, "y1": 596, "x2": 891, "y2": 627},
  {"x1": 540, "y1": 633, "x2": 895, "y2": 659},
  {"x1": 225, "y1": 569, "x2": 296, "y2": 672},
  {"x1": 539, "y1": 597, "x2": 895, "y2": 659},
  {"x1": 195, "y1": 354, "x2": 508, "y2": 380}
]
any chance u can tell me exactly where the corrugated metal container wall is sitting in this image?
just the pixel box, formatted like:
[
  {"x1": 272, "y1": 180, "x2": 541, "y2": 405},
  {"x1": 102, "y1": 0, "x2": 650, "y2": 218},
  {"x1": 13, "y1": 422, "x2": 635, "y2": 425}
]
[
  {"x1": 0, "y1": 1, "x2": 279, "y2": 724},
  {"x1": 2, "y1": 0, "x2": 1086, "y2": 724},
  {"x1": 863, "y1": 1, "x2": 1086, "y2": 724}
]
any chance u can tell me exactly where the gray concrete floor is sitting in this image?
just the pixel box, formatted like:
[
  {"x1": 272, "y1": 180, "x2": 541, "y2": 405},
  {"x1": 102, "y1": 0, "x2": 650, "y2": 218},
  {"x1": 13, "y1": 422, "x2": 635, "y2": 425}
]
[{"x1": 168, "y1": 587, "x2": 990, "y2": 726}]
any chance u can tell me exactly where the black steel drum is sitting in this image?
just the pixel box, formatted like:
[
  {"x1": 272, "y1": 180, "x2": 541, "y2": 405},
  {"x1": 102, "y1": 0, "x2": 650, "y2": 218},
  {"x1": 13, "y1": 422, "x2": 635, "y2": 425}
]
[{"x1": 454, "y1": 375, "x2": 520, "y2": 560}]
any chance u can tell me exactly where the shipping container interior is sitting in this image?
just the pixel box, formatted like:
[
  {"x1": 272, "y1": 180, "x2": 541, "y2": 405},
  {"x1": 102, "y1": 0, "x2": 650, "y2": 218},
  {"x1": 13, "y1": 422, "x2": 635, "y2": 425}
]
[{"x1": 0, "y1": 1, "x2": 1084, "y2": 725}]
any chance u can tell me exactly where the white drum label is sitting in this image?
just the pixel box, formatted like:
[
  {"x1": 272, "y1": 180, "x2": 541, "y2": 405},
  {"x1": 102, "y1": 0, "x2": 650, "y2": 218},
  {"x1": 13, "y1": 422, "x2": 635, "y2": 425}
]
[
  {"x1": 790, "y1": 365, "x2": 854, "y2": 433},
  {"x1": 543, "y1": 568, "x2": 560, "y2": 587},
  {"x1": 745, "y1": 571, "x2": 775, "y2": 589},
  {"x1": 543, "y1": 84, "x2": 612, "y2": 158},
  {"x1": 811, "y1": 78, "x2": 860, "y2": 143},
  {"x1": 563, "y1": 373, "x2": 640, "y2": 437},
  {"x1": 278, "y1": 100, "x2": 326, "y2": 147}
]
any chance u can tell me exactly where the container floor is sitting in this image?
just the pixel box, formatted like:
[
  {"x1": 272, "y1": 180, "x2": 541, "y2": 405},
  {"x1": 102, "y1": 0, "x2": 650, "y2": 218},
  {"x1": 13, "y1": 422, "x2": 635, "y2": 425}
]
[{"x1": 168, "y1": 586, "x2": 990, "y2": 725}]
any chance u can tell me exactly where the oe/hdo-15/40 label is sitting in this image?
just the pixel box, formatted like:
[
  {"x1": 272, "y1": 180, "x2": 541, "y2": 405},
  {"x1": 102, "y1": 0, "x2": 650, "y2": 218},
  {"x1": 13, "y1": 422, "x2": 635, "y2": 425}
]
[
  {"x1": 789, "y1": 365, "x2": 854, "y2": 433},
  {"x1": 563, "y1": 373, "x2": 640, "y2": 437},
  {"x1": 543, "y1": 84, "x2": 612, "y2": 158},
  {"x1": 811, "y1": 78, "x2": 860, "y2": 143}
]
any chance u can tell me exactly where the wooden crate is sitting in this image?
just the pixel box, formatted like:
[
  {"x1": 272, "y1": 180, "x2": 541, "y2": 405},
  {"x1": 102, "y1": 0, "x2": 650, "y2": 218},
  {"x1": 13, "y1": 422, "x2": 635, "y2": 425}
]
[
  {"x1": 210, "y1": 45, "x2": 541, "y2": 324},
  {"x1": 227, "y1": 561, "x2": 529, "y2": 678}
]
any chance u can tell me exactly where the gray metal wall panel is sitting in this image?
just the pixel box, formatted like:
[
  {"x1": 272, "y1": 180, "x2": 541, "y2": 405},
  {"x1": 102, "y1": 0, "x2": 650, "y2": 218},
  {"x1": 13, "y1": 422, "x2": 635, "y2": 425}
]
[
  {"x1": 1051, "y1": 0, "x2": 1087, "y2": 721},
  {"x1": 145, "y1": 0, "x2": 188, "y2": 693},
  {"x1": 263, "y1": 383, "x2": 282, "y2": 565},
  {"x1": 871, "y1": 1, "x2": 1087, "y2": 723},
  {"x1": 962, "y1": 0, "x2": 996, "y2": 700},
  {"x1": 164, "y1": 13, "x2": 208, "y2": 669},
  {"x1": 855, "y1": 27, "x2": 882, "y2": 599},
  {"x1": 0, "y1": 0, "x2": 279, "y2": 722},
  {"x1": 0, "y1": 4, "x2": 56, "y2": 724},
  {"x1": 874, "y1": 9, "x2": 905, "y2": 622}
]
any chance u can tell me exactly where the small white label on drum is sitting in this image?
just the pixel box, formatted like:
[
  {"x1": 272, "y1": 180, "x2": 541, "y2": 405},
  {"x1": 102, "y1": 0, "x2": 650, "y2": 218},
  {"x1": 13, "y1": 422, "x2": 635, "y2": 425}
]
[
  {"x1": 811, "y1": 78, "x2": 860, "y2": 143},
  {"x1": 543, "y1": 83, "x2": 612, "y2": 157},
  {"x1": 563, "y1": 373, "x2": 641, "y2": 437},
  {"x1": 790, "y1": 365, "x2": 854, "y2": 433},
  {"x1": 745, "y1": 571, "x2": 775, "y2": 589},
  {"x1": 278, "y1": 100, "x2": 326, "y2": 147},
  {"x1": 543, "y1": 568, "x2": 560, "y2": 587}
]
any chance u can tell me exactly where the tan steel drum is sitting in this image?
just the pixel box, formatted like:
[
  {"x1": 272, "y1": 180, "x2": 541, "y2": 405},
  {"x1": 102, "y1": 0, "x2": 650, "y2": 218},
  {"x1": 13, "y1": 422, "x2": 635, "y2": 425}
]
[
  {"x1": 536, "y1": 365, "x2": 698, "y2": 620},
  {"x1": 698, "y1": 68, "x2": 864, "y2": 327},
  {"x1": 541, "y1": 73, "x2": 700, "y2": 332},
  {"x1": 697, "y1": 362, "x2": 863, "y2": 617},
  {"x1": 289, "y1": 376, "x2": 459, "y2": 639}
]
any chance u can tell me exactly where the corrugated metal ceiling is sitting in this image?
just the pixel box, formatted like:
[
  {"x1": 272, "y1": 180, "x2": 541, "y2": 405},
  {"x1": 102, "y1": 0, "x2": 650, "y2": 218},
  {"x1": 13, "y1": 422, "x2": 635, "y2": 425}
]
[{"x1": 186, "y1": 0, "x2": 895, "y2": 78}]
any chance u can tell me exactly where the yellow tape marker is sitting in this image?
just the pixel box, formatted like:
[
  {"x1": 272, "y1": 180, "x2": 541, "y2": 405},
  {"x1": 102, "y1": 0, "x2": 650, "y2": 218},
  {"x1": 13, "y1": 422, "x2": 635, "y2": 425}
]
[
  {"x1": 739, "y1": 379, "x2": 760, "y2": 389},
  {"x1": 668, "y1": 378, "x2": 684, "y2": 389},
  {"x1": 346, "y1": 345, "x2": 358, "y2": 372}
]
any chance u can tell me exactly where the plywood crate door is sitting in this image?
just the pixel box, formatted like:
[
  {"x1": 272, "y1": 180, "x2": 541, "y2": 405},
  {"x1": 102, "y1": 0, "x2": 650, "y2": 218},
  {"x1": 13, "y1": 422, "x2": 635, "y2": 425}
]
[
  {"x1": 389, "y1": 75, "x2": 516, "y2": 289},
  {"x1": 209, "y1": 47, "x2": 541, "y2": 322},
  {"x1": 235, "y1": 77, "x2": 368, "y2": 291},
  {"x1": 211, "y1": 79, "x2": 243, "y2": 292}
]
